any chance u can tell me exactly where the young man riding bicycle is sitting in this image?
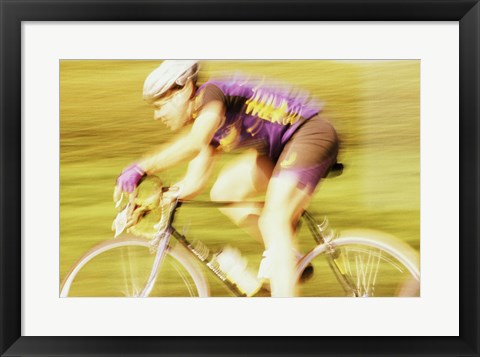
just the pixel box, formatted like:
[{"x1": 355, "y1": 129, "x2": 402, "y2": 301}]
[{"x1": 114, "y1": 60, "x2": 339, "y2": 297}]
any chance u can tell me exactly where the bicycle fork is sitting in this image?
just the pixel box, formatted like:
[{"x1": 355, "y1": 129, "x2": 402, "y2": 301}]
[
  {"x1": 138, "y1": 231, "x2": 171, "y2": 297},
  {"x1": 302, "y1": 211, "x2": 360, "y2": 297}
]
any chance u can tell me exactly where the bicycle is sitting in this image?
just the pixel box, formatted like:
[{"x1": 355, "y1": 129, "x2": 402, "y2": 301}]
[{"x1": 60, "y1": 173, "x2": 420, "y2": 298}]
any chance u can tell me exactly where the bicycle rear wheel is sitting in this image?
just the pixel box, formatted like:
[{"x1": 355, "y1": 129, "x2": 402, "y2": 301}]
[
  {"x1": 60, "y1": 236, "x2": 209, "y2": 297},
  {"x1": 296, "y1": 230, "x2": 420, "y2": 297}
]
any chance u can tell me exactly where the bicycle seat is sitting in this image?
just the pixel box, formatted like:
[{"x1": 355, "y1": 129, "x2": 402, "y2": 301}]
[{"x1": 326, "y1": 162, "x2": 344, "y2": 178}]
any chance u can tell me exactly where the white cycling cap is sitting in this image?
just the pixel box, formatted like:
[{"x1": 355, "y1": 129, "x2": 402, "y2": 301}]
[{"x1": 143, "y1": 60, "x2": 199, "y2": 102}]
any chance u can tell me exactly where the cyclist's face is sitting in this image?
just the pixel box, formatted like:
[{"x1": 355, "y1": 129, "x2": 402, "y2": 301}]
[{"x1": 152, "y1": 83, "x2": 193, "y2": 131}]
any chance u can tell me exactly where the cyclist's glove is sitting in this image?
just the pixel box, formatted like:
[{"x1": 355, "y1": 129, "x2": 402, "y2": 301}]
[{"x1": 116, "y1": 164, "x2": 145, "y2": 193}]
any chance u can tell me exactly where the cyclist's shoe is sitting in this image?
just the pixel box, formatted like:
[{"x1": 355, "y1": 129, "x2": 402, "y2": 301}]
[
  {"x1": 294, "y1": 250, "x2": 314, "y2": 283},
  {"x1": 298, "y1": 263, "x2": 314, "y2": 283}
]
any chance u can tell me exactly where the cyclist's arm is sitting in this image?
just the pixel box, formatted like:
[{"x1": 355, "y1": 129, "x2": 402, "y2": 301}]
[
  {"x1": 138, "y1": 101, "x2": 224, "y2": 174},
  {"x1": 172, "y1": 145, "x2": 217, "y2": 200}
]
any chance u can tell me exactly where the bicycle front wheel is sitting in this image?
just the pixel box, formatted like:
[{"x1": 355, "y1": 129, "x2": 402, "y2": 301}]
[
  {"x1": 60, "y1": 236, "x2": 209, "y2": 297},
  {"x1": 296, "y1": 230, "x2": 420, "y2": 297}
]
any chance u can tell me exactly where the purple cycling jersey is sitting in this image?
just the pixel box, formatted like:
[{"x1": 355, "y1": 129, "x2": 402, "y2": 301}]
[{"x1": 196, "y1": 77, "x2": 323, "y2": 161}]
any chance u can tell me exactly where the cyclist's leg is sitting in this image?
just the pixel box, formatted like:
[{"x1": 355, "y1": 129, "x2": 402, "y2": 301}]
[
  {"x1": 258, "y1": 116, "x2": 339, "y2": 297},
  {"x1": 210, "y1": 148, "x2": 274, "y2": 243},
  {"x1": 259, "y1": 177, "x2": 313, "y2": 297}
]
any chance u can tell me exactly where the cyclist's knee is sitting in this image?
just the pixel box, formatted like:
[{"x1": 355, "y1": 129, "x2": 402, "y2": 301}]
[
  {"x1": 210, "y1": 179, "x2": 231, "y2": 201},
  {"x1": 209, "y1": 183, "x2": 222, "y2": 201},
  {"x1": 210, "y1": 176, "x2": 252, "y2": 201}
]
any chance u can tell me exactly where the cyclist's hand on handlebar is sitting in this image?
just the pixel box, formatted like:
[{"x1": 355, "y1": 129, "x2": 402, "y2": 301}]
[{"x1": 113, "y1": 164, "x2": 145, "y2": 201}]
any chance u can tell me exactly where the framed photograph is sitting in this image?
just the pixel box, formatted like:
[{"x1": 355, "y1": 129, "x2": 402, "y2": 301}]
[
  {"x1": 59, "y1": 58, "x2": 422, "y2": 301},
  {"x1": 1, "y1": 0, "x2": 478, "y2": 356}
]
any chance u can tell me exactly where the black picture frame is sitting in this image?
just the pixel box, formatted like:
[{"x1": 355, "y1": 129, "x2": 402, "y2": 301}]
[{"x1": 1, "y1": 0, "x2": 478, "y2": 356}]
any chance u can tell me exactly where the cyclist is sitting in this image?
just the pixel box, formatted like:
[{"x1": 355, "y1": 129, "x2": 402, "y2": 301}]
[{"x1": 114, "y1": 60, "x2": 339, "y2": 297}]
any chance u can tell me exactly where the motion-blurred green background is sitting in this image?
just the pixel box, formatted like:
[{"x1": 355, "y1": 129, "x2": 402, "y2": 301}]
[{"x1": 60, "y1": 60, "x2": 419, "y2": 296}]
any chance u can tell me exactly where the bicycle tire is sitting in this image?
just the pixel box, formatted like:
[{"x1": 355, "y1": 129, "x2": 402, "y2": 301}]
[
  {"x1": 295, "y1": 230, "x2": 420, "y2": 297},
  {"x1": 60, "y1": 235, "x2": 210, "y2": 297}
]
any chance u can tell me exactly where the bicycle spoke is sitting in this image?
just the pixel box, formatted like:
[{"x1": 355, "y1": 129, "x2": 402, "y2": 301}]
[
  {"x1": 168, "y1": 258, "x2": 196, "y2": 297},
  {"x1": 355, "y1": 255, "x2": 361, "y2": 294},
  {"x1": 351, "y1": 248, "x2": 382, "y2": 296},
  {"x1": 120, "y1": 248, "x2": 130, "y2": 296},
  {"x1": 371, "y1": 252, "x2": 381, "y2": 295}
]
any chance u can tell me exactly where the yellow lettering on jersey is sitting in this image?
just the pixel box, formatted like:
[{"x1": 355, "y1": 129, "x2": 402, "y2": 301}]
[
  {"x1": 245, "y1": 90, "x2": 301, "y2": 125},
  {"x1": 271, "y1": 99, "x2": 289, "y2": 124}
]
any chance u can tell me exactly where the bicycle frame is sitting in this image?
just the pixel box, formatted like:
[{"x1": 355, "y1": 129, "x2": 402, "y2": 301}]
[{"x1": 142, "y1": 199, "x2": 361, "y2": 297}]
